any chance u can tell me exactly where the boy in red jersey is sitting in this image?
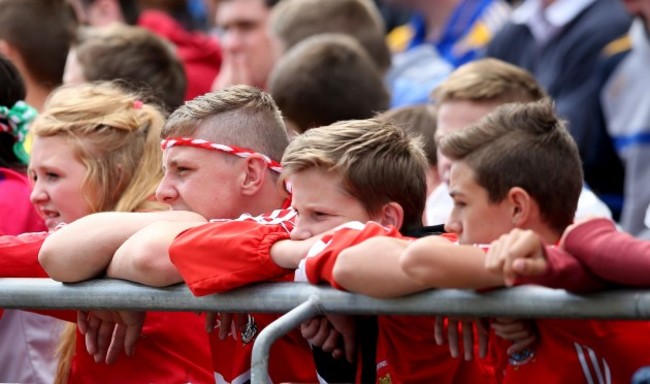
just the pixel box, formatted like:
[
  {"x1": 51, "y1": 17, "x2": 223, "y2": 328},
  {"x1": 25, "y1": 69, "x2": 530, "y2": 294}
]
[
  {"x1": 326, "y1": 100, "x2": 650, "y2": 383},
  {"x1": 148, "y1": 118, "x2": 487, "y2": 383}
]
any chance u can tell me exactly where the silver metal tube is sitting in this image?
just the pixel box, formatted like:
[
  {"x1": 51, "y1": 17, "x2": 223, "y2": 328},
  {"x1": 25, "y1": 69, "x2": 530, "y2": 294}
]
[
  {"x1": 250, "y1": 297, "x2": 320, "y2": 384},
  {"x1": 1, "y1": 278, "x2": 650, "y2": 319}
]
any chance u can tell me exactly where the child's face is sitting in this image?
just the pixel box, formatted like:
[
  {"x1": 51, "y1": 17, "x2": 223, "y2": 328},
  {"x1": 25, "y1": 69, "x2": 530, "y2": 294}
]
[
  {"x1": 28, "y1": 136, "x2": 92, "y2": 230},
  {"x1": 288, "y1": 168, "x2": 373, "y2": 240},
  {"x1": 445, "y1": 161, "x2": 515, "y2": 245}
]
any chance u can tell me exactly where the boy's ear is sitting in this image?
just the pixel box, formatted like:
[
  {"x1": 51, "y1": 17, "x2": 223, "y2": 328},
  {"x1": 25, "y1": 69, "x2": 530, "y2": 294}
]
[
  {"x1": 240, "y1": 155, "x2": 268, "y2": 196},
  {"x1": 508, "y1": 187, "x2": 532, "y2": 227},
  {"x1": 378, "y1": 202, "x2": 404, "y2": 229}
]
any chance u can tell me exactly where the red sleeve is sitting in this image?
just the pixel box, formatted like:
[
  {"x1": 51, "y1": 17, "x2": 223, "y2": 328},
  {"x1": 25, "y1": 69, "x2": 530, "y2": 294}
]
[
  {"x1": 513, "y1": 245, "x2": 608, "y2": 292},
  {"x1": 169, "y1": 210, "x2": 295, "y2": 296},
  {"x1": 297, "y1": 221, "x2": 404, "y2": 290},
  {"x1": 0, "y1": 232, "x2": 49, "y2": 277},
  {"x1": 564, "y1": 218, "x2": 650, "y2": 287}
]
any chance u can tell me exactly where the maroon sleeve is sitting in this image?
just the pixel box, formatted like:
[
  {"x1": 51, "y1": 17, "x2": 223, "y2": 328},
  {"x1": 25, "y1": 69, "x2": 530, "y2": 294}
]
[
  {"x1": 564, "y1": 218, "x2": 650, "y2": 287},
  {"x1": 513, "y1": 245, "x2": 608, "y2": 292}
]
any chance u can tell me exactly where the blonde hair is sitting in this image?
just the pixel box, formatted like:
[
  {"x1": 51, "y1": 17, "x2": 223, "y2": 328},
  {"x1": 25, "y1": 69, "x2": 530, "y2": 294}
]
[
  {"x1": 31, "y1": 82, "x2": 165, "y2": 214},
  {"x1": 282, "y1": 118, "x2": 427, "y2": 231},
  {"x1": 431, "y1": 58, "x2": 547, "y2": 105},
  {"x1": 30, "y1": 82, "x2": 166, "y2": 383}
]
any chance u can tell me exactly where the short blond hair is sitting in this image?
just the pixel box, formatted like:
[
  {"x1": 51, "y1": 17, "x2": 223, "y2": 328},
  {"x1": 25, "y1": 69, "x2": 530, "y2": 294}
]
[
  {"x1": 282, "y1": 118, "x2": 427, "y2": 231},
  {"x1": 432, "y1": 58, "x2": 546, "y2": 105},
  {"x1": 30, "y1": 81, "x2": 165, "y2": 213}
]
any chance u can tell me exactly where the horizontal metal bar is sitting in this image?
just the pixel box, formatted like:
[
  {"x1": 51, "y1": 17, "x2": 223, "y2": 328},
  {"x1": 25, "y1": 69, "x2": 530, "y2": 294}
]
[{"x1": 1, "y1": 278, "x2": 650, "y2": 319}]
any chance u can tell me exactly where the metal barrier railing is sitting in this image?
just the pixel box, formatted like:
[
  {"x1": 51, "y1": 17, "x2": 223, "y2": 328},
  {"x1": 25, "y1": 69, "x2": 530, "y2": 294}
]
[{"x1": 2, "y1": 278, "x2": 650, "y2": 383}]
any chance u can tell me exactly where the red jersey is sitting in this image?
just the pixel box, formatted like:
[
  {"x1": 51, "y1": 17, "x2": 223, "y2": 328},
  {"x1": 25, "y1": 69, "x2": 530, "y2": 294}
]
[
  {"x1": 505, "y1": 220, "x2": 650, "y2": 383},
  {"x1": 0, "y1": 232, "x2": 49, "y2": 278},
  {"x1": 492, "y1": 319, "x2": 650, "y2": 384},
  {"x1": 300, "y1": 221, "x2": 493, "y2": 384},
  {"x1": 169, "y1": 209, "x2": 318, "y2": 383},
  {"x1": 69, "y1": 312, "x2": 213, "y2": 384},
  {"x1": 0, "y1": 232, "x2": 214, "y2": 382}
]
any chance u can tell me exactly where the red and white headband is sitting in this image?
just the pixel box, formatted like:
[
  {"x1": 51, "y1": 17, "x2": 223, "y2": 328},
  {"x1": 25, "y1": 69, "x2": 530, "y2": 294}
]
[{"x1": 160, "y1": 137, "x2": 283, "y2": 174}]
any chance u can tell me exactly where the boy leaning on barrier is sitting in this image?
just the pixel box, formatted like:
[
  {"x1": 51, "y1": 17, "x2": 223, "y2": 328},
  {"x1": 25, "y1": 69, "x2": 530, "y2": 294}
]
[
  {"x1": 331, "y1": 100, "x2": 650, "y2": 384},
  {"x1": 160, "y1": 118, "x2": 489, "y2": 383},
  {"x1": 51, "y1": 118, "x2": 489, "y2": 383}
]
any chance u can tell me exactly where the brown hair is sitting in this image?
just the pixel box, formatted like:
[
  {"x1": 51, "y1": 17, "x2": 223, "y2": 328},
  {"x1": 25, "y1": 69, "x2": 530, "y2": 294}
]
[
  {"x1": 269, "y1": 33, "x2": 389, "y2": 134},
  {"x1": 74, "y1": 24, "x2": 187, "y2": 112},
  {"x1": 269, "y1": 0, "x2": 391, "y2": 72},
  {"x1": 439, "y1": 99, "x2": 582, "y2": 233},
  {"x1": 0, "y1": 0, "x2": 76, "y2": 87},
  {"x1": 431, "y1": 58, "x2": 547, "y2": 105},
  {"x1": 282, "y1": 118, "x2": 427, "y2": 232},
  {"x1": 378, "y1": 105, "x2": 437, "y2": 166},
  {"x1": 162, "y1": 85, "x2": 289, "y2": 163}
]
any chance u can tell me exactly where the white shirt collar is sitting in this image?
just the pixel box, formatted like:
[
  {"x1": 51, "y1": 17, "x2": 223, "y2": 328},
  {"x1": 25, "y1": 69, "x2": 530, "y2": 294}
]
[{"x1": 512, "y1": 0, "x2": 596, "y2": 44}]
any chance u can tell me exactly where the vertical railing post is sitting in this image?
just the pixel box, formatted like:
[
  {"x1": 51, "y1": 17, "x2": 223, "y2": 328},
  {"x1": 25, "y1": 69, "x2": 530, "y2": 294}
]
[{"x1": 250, "y1": 296, "x2": 321, "y2": 384}]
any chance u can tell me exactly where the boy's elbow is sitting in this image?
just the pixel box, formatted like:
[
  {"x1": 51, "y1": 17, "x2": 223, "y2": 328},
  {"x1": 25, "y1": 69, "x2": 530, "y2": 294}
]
[
  {"x1": 399, "y1": 246, "x2": 431, "y2": 286},
  {"x1": 126, "y1": 244, "x2": 182, "y2": 287}
]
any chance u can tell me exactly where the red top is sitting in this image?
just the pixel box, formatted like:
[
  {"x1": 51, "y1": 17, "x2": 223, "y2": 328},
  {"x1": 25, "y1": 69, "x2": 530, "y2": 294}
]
[
  {"x1": 139, "y1": 10, "x2": 221, "y2": 100},
  {"x1": 68, "y1": 312, "x2": 213, "y2": 384},
  {"x1": 493, "y1": 319, "x2": 650, "y2": 384},
  {"x1": 301, "y1": 221, "x2": 493, "y2": 384},
  {"x1": 0, "y1": 232, "x2": 213, "y2": 382},
  {"x1": 169, "y1": 209, "x2": 317, "y2": 383}
]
